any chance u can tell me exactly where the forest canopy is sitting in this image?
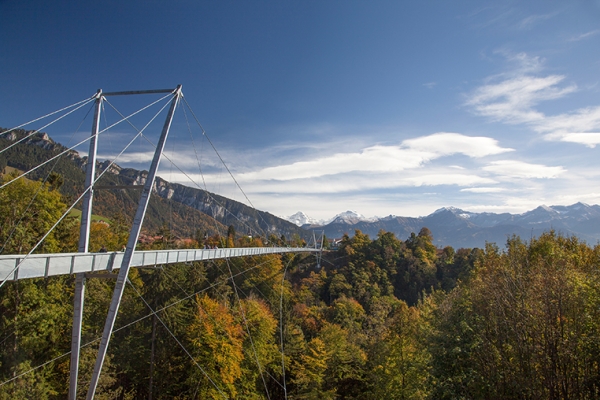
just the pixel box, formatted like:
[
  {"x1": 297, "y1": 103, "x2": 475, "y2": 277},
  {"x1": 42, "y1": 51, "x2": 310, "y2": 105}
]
[{"x1": 0, "y1": 174, "x2": 599, "y2": 399}]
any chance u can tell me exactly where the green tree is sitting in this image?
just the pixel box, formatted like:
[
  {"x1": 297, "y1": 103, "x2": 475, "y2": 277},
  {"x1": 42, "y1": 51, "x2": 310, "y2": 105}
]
[
  {"x1": 429, "y1": 233, "x2": 600, "y2": 398},
  {"x1": 0, "y1": 174, "x2": 67, "y2": 254}
]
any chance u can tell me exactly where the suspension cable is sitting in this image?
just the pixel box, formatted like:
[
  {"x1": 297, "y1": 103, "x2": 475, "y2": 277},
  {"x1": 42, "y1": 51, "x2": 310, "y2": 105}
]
[
  {"x1": 0, "y1": 95, "x2": 171, "y2": 286},
  {"x1": 225, "y1": 257, "x2": 271, "y2": 399},
  {"x1": 139, "y1": 133, "x2": 263, "y2": 241},
  {"x1": 0, "y1": 258, "x2": 273, "y2": 389},
  {"x1": 0, "y1": 96, "x2": 96, "y2": 155},
  {"x1": 126, "y1": 278, "x2": 228, "y2": 399},
  {"x1": 279, "y1": 255, "x2": 295, "y2": 400},
  {"x1": 181, "y1": 97, "x2": 271, "y2": 237},
  {"x1": 182, "y1": 105, "x2": 226, "y2": 240},
  {"x1": 0, "y1": 94, "x2": 173, "y2": 191},
  {"x1": 0, "y1": 101, "x2": 97, "y2": 255}
]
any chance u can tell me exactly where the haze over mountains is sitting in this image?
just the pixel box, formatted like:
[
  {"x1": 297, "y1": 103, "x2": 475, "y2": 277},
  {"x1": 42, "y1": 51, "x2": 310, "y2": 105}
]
[{"x1": 287, "y1": 203, "x2": 600, "y2": 249}]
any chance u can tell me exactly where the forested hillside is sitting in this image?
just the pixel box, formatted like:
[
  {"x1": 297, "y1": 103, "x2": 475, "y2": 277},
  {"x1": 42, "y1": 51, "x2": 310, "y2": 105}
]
[{"x1": 1, "y1": 174, "x2": 599, "y2": 399}]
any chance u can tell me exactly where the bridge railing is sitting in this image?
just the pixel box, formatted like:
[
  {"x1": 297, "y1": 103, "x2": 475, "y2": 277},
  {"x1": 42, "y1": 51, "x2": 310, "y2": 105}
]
[{"x1": 0, "y1": 246, "x2": 319, "y2": 281}]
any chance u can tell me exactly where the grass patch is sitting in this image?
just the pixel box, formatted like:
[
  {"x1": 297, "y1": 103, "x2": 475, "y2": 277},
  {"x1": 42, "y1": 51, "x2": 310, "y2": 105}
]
[{"x1": 68, "y1": 209, "x2": 112, "y2": 224}]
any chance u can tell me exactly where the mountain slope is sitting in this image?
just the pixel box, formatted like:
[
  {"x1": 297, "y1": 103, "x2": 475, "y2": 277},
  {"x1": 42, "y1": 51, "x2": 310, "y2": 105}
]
[{"x1": 0, "y1": 128, "x2": 307, "y2": 240}]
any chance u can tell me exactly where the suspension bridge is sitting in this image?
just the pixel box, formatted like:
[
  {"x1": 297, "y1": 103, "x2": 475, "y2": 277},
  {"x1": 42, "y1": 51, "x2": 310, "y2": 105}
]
[{"x1": 0, "y1": 86, "x2": 323, "y2": 399}]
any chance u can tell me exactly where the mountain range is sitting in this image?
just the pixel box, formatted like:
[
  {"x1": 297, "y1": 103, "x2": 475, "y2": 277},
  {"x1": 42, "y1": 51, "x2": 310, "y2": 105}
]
[
  {"x1": 3, "y1": 128, "x2": 600, "y2": 250},
  {"x1": 287, "y1": 203, "x2": 600, "y2": 249}
]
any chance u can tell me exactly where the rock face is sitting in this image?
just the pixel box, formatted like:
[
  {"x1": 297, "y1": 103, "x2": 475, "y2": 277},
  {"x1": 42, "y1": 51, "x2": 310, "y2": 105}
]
[{"x1": 108, "y1": 167, "x2": 304, "y2": 237}]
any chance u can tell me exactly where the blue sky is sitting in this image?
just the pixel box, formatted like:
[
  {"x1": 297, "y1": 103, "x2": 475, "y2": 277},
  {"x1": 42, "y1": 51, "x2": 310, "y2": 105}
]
[{"x1": 2, "y1": 1, "x2": 600, "y2": 220}]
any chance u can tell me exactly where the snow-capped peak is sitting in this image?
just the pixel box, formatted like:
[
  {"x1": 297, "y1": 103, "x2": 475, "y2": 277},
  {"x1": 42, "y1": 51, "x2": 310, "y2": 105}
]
[
  {"x1": 432, "y1": 206, "x2": 467, "y2": 215},
  {"x1": 328, "y1": 210, "x2": 377, "y2": 224},
  {"x1": 285, "y1": 211, "x2": 321, "y2": 227}
]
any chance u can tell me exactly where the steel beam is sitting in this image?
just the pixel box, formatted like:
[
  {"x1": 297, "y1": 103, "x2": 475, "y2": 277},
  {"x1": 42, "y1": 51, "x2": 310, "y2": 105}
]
[
  {"x1": 102, "y1": 88, "x2": 176, "y2": 96},
  {"x1": 78, "y1": 90, "x2": 102, "y2": 253},
  {"x1": 69, "y1": 90, "x2": 102, "y2": 400}
]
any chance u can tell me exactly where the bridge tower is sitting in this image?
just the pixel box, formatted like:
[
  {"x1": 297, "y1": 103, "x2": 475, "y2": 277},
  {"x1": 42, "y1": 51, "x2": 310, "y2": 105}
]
[{"x1": 68, "y1": 86, "x2": 182, "y2": 400}]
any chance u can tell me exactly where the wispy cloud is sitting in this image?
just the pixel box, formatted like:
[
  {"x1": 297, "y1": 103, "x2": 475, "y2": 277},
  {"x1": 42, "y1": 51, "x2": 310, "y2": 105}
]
[
  {"x1": 423, "y1": 82, "x2": 437, "y2": 89},
  {"x1": 466, "y1": 74, "x2": 576, "y2": 124},
  {"x1": 518, "y1": 12, "x2": 558, "y2": 30},
  {"x1": 163, "y1": 132, "x2": 517, "y2": 196},
  {"x1": 401, "y1": 173, "x2": 495, "y2": 187},
  {"x1": 466, "y1": 52, "x2": 600, "y2": 147},
  {"x1": 534, "y1": 107, "x2": 600, "y2": 147},
  {"x1": 544, "y1": 132, "x2": 600, "y2": 148},
  {"x1": 482, "y1": 160, "x2": 565, "y2": 179},
  {"x1": 98, "y1": 151, "x2": 155, "y2": 164},
  {"x1": 568, "y1": 30, "x2": 600, "y2": 42}
]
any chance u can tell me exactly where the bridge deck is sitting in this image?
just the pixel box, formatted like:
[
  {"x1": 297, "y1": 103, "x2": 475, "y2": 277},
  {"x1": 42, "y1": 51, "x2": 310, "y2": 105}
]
[{"x1": 0, "y1": 247, "x2": 318, "y2": 281}]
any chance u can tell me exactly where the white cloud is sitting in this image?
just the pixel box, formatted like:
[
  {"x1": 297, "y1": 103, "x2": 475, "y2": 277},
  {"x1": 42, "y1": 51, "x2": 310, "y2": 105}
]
[
  {"x1": 423, "y1": 82, "x2": 437, "y2": 89},
  {"x1": 461, "y1": 187, "x2": 507, "y2": 193},
  {"x1": 237, "y1": 146, "x2": 430, "y2": 181},
  {"x1": 168, "y1": 168, "x2": 497, "y2": 196},
  {"x1": 99, "y1": 151, "x2": 155, "y2": 164},
  {"x1": 483, "y1": 160, "x2": 565, "y2": 179},
  {"x1": 534, "y1": 106, "x2": 600, "y2": 146},
  {"x1": 545, "y1": 132, "x2": 600, "y2": 148},
  {"x1": 236, "y1": 132, "x2": 512, "y2": 182},
  {"x1": 502, "y1": 51, "x2": 544, "y2": 74},
  {"x1": 403, "y1": 132, "x2": 513, "y2": 158}
]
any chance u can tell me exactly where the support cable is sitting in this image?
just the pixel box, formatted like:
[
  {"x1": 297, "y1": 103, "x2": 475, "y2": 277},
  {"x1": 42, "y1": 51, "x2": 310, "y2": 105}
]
[
  {"x1": 181, "y1": 105, "x2": 207, "y2": 192},
  {"x1": 151, "y1": 256, "x2": 288, "y2": 390},
  {"x1": 225, "y1": 257, "x2": 272, "y2": 400},
  {"x1": 212, "y1": 259, "x2": 289, "y2": 389},
  {"x1": 0, "y1": 97, "x2": 172, "y2": 284},
  {"x1": 97, "y1": 99, "x2": 130, "y2": 220},
  {"x1": 0, "y1": 93, "x2": 173, "y2": 190},
  {"x1": 157, "y1": 262, "x2": 280, "y2": 390},
  {"x1": 125, "y1": 278, "x2": 228, "y2": 399},
  {"x1": 157, "y1": 259, "x2": 286, "y2": 391},
  {"x1": 0, "y1": 101, "x2": 97, "y2": 255},
  {"x1": 139, "y1": 133, "x2": 263, "y2": 241},
  {"x1": 107, "y1": 95, "x2": 266, "y2": 241},
  {"x1": 0, "y1": 258, "x2": 279, "y2": 389},
  {"x1": 279, "y1": 255, "x2": 295, "y2": 400},
  {"x1": 0, "y1": 96, "x2": 96, "y2": 155},
  {"x1": 182, "y1": 97, "x2": 271, "y2": 237},
  {"x1": 181, "y1": 106, "x2": 224, "y2": 238},
  {"x1": 211, "y1": 256, "x2": 277, "y2": 312}
]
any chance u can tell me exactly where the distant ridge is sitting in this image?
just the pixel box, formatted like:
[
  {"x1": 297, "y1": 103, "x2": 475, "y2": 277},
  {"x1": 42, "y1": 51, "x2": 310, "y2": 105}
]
[{"x1": 287, "y1": 204, "x2": 600, "y2": 249}]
